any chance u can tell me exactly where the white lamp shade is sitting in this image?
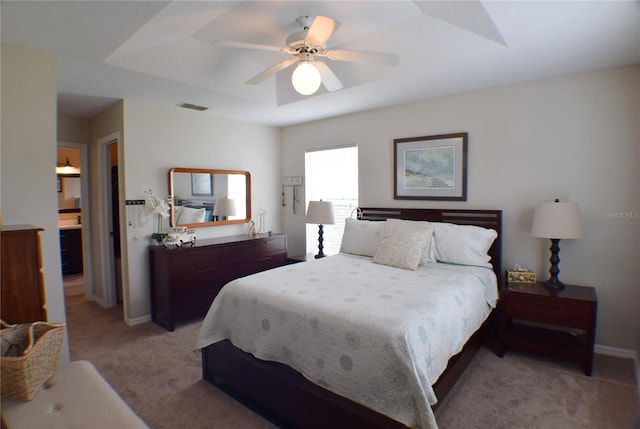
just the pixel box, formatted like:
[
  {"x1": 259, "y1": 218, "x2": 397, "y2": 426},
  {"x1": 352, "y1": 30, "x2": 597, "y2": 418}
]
[
  {"x1": 213, "y1": 198, "x2": 237, "y2": 217},
  {"x1": 306, "y1": 201, "x2": 335, "y2": 225},
  {"x1": 531, "y1": 201, "x2": 582, "y2": 239},
  {"x1": 292, "y1": 62, "x2": 321, "y2": 95}
]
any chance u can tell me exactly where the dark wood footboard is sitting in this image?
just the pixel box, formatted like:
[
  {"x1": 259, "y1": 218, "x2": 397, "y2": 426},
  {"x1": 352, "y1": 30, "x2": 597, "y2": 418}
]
[{"x1": 202, "y1": 313, "x2": 494, "y2": 429}]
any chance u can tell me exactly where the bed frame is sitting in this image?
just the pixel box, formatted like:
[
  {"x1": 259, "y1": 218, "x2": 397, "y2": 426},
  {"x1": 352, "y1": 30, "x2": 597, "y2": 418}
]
[{"x1": 201, "y1": 208, "x2": 502, "y2": 429}]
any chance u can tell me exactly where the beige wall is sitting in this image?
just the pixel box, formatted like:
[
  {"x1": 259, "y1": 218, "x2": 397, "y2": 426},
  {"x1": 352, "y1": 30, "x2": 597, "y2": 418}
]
[
  {"x1": 281, "y1": 65, "x2": 640, "y2": 353},
  {"x1": 1, "y1": 44, "x2": 70, "y2": 362},
  {"x1": 58, "y1": 115, "x2": 90, "y2": 143},
  {"x1": 119, "y1": 100, "x2": 281, "y2": 322}
]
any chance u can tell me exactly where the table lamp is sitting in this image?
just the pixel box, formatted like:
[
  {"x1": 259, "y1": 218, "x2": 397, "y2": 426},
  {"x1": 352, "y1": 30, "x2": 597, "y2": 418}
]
[
  {"x1": 306, "y1": 200, "x2": 335, "y2": 259},
  {"x1": 213, "y1": 198, "x2": 237, "y2": 221},
  {"x1": 531, "y1": 199, "x2": 582, "y2": 289}
]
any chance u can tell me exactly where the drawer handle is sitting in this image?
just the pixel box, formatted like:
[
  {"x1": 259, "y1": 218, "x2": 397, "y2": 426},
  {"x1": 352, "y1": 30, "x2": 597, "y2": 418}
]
[
  {"x1": 262, "y1": 240, "x2": 278, "y2": 244},
  {"x1": 533, "y1": 300, "x2": 559, "y2": 308},
  {"x1": 255, "y1": 257, "x2": 272, "y2": 262}
]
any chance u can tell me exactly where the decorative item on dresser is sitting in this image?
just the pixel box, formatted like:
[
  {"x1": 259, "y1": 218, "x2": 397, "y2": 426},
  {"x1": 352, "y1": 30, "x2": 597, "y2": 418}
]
[
  {"x1": 1, "y1": 225, "x2": 47, "y2": 323},
  {"x1": 149, "y1": 234, "x2": 287, "y2": 331},
  {"x1": 305, "y1": 200, "x2": 335, "y2": 259},
  {"x1": 496, "y1": 281, "x2": 597, "y2": 376},
  {"x1": 531, "y1": 198, "x2": 583, "y2": 289}
]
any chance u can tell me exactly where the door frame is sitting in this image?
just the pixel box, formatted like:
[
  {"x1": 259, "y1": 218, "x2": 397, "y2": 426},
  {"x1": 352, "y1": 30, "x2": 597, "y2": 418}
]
[{"x1": 97, "y1": 132, "x2": 125, "y2": 310}]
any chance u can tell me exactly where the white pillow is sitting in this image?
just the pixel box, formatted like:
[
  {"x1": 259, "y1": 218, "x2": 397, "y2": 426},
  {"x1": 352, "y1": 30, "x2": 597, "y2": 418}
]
[
  {"x1": 373, "y1": 219, "x2": 434, "y2": 270},
  {"x1": 433, "y1": 222, "x2": 497, "y2": 268},
  {"x1": 174, "y1": 206, "x2": 206, "y2": 224},
  {"x1": 339, "y1": 218, "x2": 384, "y2": 257}
]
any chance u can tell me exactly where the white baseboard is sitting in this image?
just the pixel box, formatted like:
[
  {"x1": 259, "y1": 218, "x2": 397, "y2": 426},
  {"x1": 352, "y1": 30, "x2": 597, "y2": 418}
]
[
  {"x1": 595, "y1": 343, "x2": 638, "y2": 359},
  {"x1": 125, "y1": 314, "x2": 151, "y2": 326}
]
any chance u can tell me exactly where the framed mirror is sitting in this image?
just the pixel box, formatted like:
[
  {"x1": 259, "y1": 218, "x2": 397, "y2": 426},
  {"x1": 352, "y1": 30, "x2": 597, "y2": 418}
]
[
  {"x1": 168, "y1": 168, "x2": 251, "y2": 228},
  {"x1": 58, "y1": 174, "x2": 81, "y2": 213}
]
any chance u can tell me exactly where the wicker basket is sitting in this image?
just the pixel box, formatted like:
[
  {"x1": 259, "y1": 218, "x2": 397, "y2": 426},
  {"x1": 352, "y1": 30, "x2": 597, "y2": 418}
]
[{"x1": 1, "y1": 319, "x2": 65, "y2": 401}]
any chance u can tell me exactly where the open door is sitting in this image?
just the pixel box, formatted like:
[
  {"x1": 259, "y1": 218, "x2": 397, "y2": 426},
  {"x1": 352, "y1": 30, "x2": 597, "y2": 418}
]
[{"x1": 110, "y1": 148, "x2": 123, "y2": 303}]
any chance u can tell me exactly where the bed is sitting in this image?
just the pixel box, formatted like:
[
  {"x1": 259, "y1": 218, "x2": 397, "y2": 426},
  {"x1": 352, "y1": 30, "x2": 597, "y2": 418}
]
[{"x1": 196, "y1": 208, "x2": 502, "y2": 429}]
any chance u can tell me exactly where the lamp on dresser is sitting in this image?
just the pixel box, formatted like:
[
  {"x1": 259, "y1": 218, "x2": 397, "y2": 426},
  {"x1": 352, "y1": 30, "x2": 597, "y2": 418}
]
[
  {"x1": 306, "y1": 200, "x2": 335, "y2": 259},
  {"x1": 531, "y1": 198, "x2": 583, "y2": 289},
  {"x1": 213, "y1": 198, "x2": 237, "y2": 221}
]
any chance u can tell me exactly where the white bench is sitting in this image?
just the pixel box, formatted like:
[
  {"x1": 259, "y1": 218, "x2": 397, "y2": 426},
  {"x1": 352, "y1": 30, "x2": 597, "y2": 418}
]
[{"x1": 1, "y1": 360, "x2": 148, "y2": 429}]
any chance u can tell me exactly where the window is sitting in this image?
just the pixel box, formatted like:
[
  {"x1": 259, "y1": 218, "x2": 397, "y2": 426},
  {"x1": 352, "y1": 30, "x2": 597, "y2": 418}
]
[{"x1": 305, "y1": 146, "x2": 358, "y2": 255}]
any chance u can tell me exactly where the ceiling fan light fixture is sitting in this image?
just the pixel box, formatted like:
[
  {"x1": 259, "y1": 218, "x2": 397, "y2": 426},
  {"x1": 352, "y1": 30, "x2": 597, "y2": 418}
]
[{"x1": 292, "y1": 55, "x2": 321, "y2": 95}]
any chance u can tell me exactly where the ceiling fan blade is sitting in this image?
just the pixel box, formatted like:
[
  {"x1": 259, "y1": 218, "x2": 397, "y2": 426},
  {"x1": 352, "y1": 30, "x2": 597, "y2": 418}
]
[
  {"x1": 246, "y1": 59, "x2": 297, "y2": 85},
  {"x1": 305, "y1": 16, "x2": 335, "y2": 47},
  {"x1": 325, "y1": 49, "x2": 399, "y2": 67},
  {"x1": 214, "y1": 40, "x2": 285, "y2": 53},
  {"x1": 315, "y1": 61, "x2": 343, "y2": 92}
]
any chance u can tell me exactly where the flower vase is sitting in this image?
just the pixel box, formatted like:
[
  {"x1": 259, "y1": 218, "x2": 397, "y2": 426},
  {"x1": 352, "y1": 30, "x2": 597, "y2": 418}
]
[{"x1": 151, "y1": 213, "x2": 168, "y2": 245}]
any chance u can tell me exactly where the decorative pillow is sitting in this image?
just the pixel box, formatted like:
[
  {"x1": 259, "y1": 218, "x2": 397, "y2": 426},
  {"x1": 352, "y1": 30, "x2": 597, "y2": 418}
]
[
  {"x1": 339, "y1": 218, "x2": 384, "y2": 257},
  {"x1": 373, "y1": 219, "x2": 434, "y2": 270},
  {"x1": 433, "y1": 222, "x2": 497, "y2": 268},
  {"x1": 174, "y1": 206, "x2": 206, "y2": 224}
]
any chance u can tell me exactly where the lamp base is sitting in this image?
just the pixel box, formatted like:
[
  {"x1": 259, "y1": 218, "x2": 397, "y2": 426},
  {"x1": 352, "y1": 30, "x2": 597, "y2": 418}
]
[
  {"x1": 315, "y1": 224, "x2": 326, "y2": 259},
  {"x1": 543, "y1": 279, "x2": 565, "y2": 290}
]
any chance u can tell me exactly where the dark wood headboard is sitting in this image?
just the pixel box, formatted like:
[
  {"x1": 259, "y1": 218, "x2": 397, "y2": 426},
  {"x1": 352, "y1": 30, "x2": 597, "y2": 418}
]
[
  {"x1": 357, "y1": 207, "x2": 503, "y2": 280},
  {"x1": 176, "y1": 199, "x2": 215, "y2": 210}
]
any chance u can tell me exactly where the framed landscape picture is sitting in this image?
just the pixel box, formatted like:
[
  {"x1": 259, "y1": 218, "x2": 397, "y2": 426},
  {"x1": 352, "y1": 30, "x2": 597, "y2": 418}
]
[
  {"x1": 394, "y1": 132, "x2": 468, "y2": 200},
  {"x1": 191, "y1": 173, "x2": 213, "y2": 196}
]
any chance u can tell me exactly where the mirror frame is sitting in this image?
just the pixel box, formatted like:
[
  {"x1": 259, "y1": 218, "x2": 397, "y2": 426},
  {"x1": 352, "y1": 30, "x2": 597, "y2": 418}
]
[
  {"x1": 58, "y1": 173, "x2": 82, "y2": 213},
  {"x1": 168, "y1": 167, "x2": 251, "y2": 228}
]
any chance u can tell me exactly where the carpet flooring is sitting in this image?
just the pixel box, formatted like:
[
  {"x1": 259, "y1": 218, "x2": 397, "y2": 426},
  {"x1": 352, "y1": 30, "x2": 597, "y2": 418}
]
[
  {"x1": 65, "y1": 295, "x2": 639, "y2": 429},
  {"x1": 62, "y1": 274, "x2": 84, "y2": 297}
]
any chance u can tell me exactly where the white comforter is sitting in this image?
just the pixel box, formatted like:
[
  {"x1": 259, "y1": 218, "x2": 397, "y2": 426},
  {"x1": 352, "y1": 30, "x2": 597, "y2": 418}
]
[{"x1": 196, "y1": 253, "x2": 498, "y2": 429}]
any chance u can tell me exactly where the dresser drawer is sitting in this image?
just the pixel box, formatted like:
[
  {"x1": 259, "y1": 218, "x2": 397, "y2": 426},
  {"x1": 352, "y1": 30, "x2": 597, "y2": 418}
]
[
  {"x1": 170, "y1": 246, "x2": 232, "y2": 268},
  {"x1": 170, "y1": 263, "x2": 230, "y2": 293},
  {"x1": 505, "y1": 293, "x2": 593, "y2": 328},
  {"x1": 173, "y1": 288, "x2": 220, "y2": 320},
  {"x1": 251, "y1": 252, "x2": 286, "y2": 273},
  {"x1": 254, "y1": 236, "x2": 286, "y2": 255},
  {"x1": 229, "y1": 242, "x2": 255, "y2": 258}
]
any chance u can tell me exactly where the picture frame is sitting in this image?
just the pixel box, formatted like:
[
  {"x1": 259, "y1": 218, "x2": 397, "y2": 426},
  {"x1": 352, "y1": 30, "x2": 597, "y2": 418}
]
[
  {"x1": 191, "y1": 173, "x2": 213, "y2": 196},
  {"x1": 394, "y1": 132, "x2": 468, "y2": 201}
]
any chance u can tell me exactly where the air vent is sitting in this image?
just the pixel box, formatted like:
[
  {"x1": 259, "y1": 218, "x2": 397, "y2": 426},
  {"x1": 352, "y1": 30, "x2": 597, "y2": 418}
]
[{"x1": 177, "y1": 102, "x2": 208, "y2": 112}]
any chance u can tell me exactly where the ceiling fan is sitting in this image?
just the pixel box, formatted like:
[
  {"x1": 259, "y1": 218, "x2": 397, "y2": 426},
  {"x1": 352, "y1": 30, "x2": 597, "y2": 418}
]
[{"x1": 214, "y1": 15, "x2": 400, "y2": 95}]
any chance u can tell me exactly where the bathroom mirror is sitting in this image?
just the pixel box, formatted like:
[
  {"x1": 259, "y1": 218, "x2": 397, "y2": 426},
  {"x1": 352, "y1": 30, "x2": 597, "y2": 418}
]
[
  {"x1": 58, "y1": 174, "x2": 81, "y2": 212},
  {"x1": 169, "y1": 168, "x2": 251, "y2": 228}
]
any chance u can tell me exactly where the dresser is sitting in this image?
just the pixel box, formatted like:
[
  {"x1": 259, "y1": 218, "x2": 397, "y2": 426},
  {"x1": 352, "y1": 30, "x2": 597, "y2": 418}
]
[
  {"x1": 149, "y1": 233, "x2": 287, "y2": 331},
  {"x1": 1, "y1": 225, "x2": 48, "y2": 323}
]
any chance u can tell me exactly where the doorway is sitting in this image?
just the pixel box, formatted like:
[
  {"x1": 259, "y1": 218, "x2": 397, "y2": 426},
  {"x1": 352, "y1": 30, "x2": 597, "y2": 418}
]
[
  {"x1": 57, "y1": 142, "x2": 92, "y2": 302},
  {"x1": 96, "y1": 132, "x2": 124, "y2": 311},
  {"x1": 109, "y1": 144, "x2": 123, "y2": 303}
]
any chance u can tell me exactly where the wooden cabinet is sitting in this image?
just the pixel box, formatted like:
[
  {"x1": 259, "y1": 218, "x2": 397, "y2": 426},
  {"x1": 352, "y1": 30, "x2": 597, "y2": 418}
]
[
  {"x1": 59, "y1": 227, "x2": 83, "y2": 275},
  {"x1": 496, "y1": 282, "x2": 597, "y2": 375},
  {"x1": 1, "y1": 225, "x2": 47, "y2": 323},
  {"x1": 149, "y1": 234, "x2": 287, "y2": 331}
]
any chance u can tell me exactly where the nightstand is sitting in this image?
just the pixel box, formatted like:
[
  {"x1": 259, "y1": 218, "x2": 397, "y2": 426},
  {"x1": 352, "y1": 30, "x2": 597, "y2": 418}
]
[{"x1": 496, "y1": 282, "x2": 597, "y2": 376}]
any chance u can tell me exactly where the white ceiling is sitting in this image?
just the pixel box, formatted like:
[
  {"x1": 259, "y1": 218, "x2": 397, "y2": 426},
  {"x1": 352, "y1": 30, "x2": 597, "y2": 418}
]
[{"x1": 2, "y1": 1, "x2": 639, "y2": 127}]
